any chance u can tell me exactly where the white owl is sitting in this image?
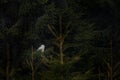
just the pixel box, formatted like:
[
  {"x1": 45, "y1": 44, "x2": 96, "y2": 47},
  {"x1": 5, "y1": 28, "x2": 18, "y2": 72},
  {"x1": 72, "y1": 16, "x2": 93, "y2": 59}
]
[{"x1": 37, "y1": 44, "x2": 45, "y2": 52}]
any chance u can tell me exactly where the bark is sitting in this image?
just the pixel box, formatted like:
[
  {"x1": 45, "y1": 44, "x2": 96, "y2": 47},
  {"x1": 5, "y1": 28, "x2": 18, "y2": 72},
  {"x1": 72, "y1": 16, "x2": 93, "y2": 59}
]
[
  {"x1": 98, "y1": 67, "x2": 101, "y2": 80},
  {"x1": 6, "y1": 43, "x2": 10, "y2": 80},
  {"x1": 31, "y1": 46, "x2": 35, "y2": 80},
  {"x1": 109, "y1": 37, "x2": 113, "y2": 80},
  {"x1": 59, "y1": 16, "x2": 64, "y2": 64}
]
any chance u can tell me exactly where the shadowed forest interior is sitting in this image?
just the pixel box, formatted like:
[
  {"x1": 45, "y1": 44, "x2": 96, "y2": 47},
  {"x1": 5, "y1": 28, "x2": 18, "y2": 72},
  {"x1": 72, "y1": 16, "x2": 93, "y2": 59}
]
[{"x1": 0, "y1": 0, "x2": 120, "y2": 80}]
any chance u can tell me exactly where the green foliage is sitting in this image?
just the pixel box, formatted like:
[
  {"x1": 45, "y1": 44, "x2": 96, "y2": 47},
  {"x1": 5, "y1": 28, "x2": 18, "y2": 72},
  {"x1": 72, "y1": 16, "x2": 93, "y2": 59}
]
[
  {"x1": 41, "y1": 63, "x2": 72, "y2": 80},
  {"x1": 37, "y1": 0, "x2": 48, "y2": 4},
  {"x1": 71, "y1": 70, "x2": 93, "y2": 80},
  {"x1": 19, "y1": 0, "x2": 48, "y2": 16},
  {"x1": 1, "y1": 0, "x2": 120, "y2": 80}
]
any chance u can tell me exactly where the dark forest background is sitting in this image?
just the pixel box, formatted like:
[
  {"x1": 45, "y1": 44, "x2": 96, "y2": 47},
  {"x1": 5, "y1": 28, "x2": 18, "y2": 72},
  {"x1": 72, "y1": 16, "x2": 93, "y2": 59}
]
[{"x1": 0, "y1": 0, "x2": 120, "y2": 80}]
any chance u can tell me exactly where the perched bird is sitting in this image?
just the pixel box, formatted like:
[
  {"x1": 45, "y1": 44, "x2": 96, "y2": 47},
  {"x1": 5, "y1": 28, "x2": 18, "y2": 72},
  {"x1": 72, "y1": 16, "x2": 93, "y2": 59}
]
[{"x1": 37, "y1": 44, "x2": 45, "y2": 52}]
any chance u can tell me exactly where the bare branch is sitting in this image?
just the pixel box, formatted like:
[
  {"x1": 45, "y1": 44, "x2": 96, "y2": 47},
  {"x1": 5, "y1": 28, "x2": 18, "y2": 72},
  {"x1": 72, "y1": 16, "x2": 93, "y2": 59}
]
[{"x1": 48, "y1": 24, "x2": 58, "y2": 38}]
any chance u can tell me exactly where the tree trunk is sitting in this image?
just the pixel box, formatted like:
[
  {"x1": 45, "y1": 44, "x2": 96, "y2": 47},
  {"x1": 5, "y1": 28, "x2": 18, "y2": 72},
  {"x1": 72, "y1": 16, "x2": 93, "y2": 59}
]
[
  {"x1": 31, "y1": 46, "x2": 35, "y2": 80},
  {"x1": 108, "y1": 70, "x2": 110, "y2": 80},
  {"x1": 108, "y1": 33, "x2": 113, "y2": 80},
  {"x1": 60, "y1": 40, "x2": 63, "y2": 64},
  {"x1": 6, "y1": 43, "x2": 10, "y2": 80},
  {"x1": 109, "y1": 37, "x2": 113, "y2": 80},
  {"x1": 59, "y1": 16, "x2": 64, "y2": 64},
  {"x1": 98, "y1": 67, "x2": 101, "y2": 80}
]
